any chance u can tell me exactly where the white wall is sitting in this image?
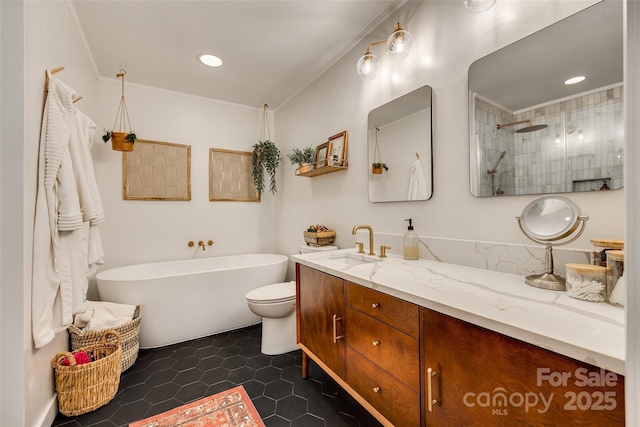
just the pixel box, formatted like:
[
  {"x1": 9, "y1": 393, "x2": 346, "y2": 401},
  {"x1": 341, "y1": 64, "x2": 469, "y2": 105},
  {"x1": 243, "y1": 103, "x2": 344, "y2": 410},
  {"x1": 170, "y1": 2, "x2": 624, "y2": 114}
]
[
  {"x1": 275, "y1": 0, "x2": 622, "y2": 259},
  {"x1": 13, "y1": 1, "x2": 102, "y2": 425},
  {"x1": 625, "y1": 1, "x2": 640, "y2": 424},
  {"x1": 92, "y1": 80, "x2": 278, "y2": 277},
  {"x1": 1, "y1": 2, "x2": 25, "y2": 425}
]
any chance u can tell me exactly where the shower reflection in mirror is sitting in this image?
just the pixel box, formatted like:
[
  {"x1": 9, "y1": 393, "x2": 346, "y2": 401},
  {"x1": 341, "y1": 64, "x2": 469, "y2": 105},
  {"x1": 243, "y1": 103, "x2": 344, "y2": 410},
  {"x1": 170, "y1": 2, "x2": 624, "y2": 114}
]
[
  {"x1": 472, "y1": 91, "x2": 623, "y2": 197},
  {"x1": 468, "y1": 1, "x2": 623, "y2": 197}
]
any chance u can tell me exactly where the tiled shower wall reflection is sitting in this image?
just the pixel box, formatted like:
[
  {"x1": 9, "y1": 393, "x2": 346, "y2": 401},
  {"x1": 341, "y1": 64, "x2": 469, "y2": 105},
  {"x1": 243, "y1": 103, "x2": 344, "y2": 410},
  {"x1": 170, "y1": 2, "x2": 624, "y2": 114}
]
[{"x1": 474, "y1": 85, "x2": 623, "y2": 196}]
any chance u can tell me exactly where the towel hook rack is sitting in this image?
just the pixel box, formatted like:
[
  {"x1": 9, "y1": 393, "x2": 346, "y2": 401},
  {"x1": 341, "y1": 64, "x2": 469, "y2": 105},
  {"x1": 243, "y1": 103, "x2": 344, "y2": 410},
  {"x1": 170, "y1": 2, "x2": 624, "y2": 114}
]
[{"x1": 45, "y1": 66, "x2": 83, "y2": 103}]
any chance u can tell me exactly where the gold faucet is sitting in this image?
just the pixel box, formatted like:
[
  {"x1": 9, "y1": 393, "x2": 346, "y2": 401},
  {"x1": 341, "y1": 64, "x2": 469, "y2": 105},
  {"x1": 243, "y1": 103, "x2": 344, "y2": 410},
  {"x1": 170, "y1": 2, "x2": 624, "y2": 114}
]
[
  {"x1": 198, "y1": 240, "x2": 206, "y2": 251},
  {"x1": 352, "y1": 225, "x2": 375, "y2": 256}
]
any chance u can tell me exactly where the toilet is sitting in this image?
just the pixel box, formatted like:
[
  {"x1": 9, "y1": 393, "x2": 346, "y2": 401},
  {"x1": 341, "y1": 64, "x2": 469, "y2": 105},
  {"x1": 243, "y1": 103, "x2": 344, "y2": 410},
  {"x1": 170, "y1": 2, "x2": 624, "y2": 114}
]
[
  {"x1": 246, "y1": 245, "x2": 338, "y2": 355},
  {"x1": 246, "y1": 281, "x2": 297, "y2": 355}
]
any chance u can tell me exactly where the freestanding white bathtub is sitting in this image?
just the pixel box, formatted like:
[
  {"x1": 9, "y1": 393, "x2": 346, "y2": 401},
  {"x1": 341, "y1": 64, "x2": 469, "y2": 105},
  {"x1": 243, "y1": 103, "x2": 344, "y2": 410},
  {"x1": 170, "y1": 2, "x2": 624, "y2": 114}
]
[{"x1": 96, "y1": 254, "x2": 288, "y2": 348}]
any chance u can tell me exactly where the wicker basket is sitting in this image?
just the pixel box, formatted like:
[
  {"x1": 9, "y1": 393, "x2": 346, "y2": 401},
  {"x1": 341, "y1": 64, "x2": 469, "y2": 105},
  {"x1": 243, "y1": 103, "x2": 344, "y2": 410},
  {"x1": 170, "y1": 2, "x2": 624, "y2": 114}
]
[
  {"x1": 53, "y1": 330, "x2": 122, "y2": 417},
  {"x1": 303, "y1": 230, "x2": 336, "y2": 247},
  {"x1": 68, "y1": 305, "x2": 141, "y2": 372}
]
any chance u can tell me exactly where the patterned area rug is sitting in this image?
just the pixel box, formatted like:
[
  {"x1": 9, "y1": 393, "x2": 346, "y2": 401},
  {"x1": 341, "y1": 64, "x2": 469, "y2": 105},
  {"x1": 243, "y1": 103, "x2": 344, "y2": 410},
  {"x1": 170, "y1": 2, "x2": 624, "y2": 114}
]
[{"x1": 129, "y1": 385, "x2": 264, "y2": 427}]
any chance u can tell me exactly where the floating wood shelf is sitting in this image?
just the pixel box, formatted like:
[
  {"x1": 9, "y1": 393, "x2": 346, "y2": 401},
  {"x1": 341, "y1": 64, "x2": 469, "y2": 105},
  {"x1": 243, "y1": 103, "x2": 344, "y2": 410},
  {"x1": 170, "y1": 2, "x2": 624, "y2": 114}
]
[{"x1": 296, "y1": 161, "x2": 348, "y2": 177}]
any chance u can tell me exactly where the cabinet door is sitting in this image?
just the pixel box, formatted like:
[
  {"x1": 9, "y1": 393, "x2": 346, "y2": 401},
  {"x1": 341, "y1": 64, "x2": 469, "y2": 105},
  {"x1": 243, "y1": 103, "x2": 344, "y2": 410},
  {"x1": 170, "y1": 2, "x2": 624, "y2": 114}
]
[
  {"x1": 297, "y1": 264, "x2": 346, "y2": 379},
  {"x1": 423, "y1": 308, "x2": 624, "y2": 426}
]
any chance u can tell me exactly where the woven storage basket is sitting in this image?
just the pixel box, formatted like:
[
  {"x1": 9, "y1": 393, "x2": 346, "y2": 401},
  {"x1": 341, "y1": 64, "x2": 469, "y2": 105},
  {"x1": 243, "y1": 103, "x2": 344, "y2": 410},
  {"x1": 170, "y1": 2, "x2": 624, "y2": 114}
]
[
  {"x1": 303, "y1": 230, "x2": 336, "y2": 246},
  {"x1": 68, "y1": 305, "x2": 140, "y2": 372},
  {"x1": 53, "y1": 330, "x2": 122, "y2": 417}
]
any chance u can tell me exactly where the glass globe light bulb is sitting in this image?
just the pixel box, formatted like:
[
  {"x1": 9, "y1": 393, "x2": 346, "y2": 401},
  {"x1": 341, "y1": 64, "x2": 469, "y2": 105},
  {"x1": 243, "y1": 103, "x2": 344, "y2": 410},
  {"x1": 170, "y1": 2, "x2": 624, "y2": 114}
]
[
  {"x1": 464, "y1": 0, "x2": 496, "y2": 13},
  {"x1": 357, "y1": 52, "x2": 380, "y2": 80},
  {"x1": 386, "y1": 29, "x2": 412, "y2": 61}
]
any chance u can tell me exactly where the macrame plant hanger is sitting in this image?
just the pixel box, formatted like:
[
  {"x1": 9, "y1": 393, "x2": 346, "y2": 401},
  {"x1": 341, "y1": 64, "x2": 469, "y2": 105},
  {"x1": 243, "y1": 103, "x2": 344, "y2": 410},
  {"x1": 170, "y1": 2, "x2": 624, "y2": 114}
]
[
  {"x1": 260, "y1": 103, "x2": 271, "y2": 142},
  {"x1": 372, "y1": 126, "x2": 385, "y2": 174},
  {"x1": 106, "y1": 68, "x2": 136, "y2": 151}
]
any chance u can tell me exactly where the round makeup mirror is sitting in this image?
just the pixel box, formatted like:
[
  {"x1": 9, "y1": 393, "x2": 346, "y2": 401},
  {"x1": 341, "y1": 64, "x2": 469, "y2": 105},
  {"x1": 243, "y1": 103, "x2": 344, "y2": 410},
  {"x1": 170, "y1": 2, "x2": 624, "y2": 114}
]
[{"x1": 517, "y1": 195, "x2": 589, "y2": 290}]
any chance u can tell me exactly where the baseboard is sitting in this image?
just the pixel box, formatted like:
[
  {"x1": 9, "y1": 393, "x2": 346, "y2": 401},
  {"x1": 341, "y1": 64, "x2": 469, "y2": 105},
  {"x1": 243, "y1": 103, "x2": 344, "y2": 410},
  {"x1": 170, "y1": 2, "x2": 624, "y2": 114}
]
[{"x1": 34, "y1": 394, "x2": 57, "y2": 427}]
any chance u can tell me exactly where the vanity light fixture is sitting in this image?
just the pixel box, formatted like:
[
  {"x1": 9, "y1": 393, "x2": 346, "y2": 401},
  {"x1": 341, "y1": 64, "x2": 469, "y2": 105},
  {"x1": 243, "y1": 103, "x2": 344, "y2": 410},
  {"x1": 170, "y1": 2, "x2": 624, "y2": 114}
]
[
  {"x1": 464, "y1": 0, "x2": 496, "y2": 13},
  {"x1": 197, "y1": 53, "x2": 223, "y2": 67},
  {"x1": 564, "y1": 75, "x2": 586, "y2": 85},
  {"x1": 356, "y1": 22, "x2": 412, "y2": 80}
]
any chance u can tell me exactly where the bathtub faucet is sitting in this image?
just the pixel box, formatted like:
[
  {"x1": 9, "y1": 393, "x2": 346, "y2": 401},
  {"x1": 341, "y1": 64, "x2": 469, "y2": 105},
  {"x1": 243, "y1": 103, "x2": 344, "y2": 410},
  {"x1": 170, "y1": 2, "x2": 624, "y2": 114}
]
[{"x1": 188, "y1": 240, "x2": 214, "y2": 251}]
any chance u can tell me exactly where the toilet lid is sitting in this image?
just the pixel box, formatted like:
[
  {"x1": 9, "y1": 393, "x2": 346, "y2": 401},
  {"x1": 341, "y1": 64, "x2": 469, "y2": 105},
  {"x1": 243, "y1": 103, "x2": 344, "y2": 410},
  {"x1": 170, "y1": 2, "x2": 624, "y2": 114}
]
[{"x1": 246, "y1": 281, "x2": 296, "y2": 304}]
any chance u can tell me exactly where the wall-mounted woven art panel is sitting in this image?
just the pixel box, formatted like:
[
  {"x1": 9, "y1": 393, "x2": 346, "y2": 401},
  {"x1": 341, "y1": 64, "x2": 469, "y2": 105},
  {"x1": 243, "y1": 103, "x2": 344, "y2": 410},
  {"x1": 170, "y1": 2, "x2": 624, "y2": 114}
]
[
  {"x1": 209, "y1": 148, "x2": 260, "y2": 202},
  {"x1": 123, "y1": 139, "x2": 191, "y2": 201}
]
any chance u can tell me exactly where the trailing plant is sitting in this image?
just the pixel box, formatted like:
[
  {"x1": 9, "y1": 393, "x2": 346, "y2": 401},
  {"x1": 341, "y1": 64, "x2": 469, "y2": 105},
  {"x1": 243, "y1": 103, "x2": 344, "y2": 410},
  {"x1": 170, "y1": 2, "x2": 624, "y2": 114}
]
[
  {"x1": 252, "y1": 140, "x2": 282, "y2": 194},
  {"x1": 287, "y1": 145, "x2": 316, "y2": 166}
]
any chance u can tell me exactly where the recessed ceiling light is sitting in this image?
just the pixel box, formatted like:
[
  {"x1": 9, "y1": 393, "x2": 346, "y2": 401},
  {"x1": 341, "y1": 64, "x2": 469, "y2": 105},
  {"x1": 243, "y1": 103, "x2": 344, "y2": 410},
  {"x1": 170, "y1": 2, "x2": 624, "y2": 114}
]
[
  {"x1": 198, "y1": 54, "x2": 223, "y2": 67},
  {"x1": 564, "y1": 76, "x2": 586, "y2": 85}
]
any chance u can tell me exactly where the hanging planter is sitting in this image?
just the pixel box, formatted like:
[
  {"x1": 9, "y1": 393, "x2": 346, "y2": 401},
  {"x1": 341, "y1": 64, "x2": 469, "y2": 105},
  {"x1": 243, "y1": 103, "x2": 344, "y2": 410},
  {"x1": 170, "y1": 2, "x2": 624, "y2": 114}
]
[
  {"x1": 371, "y1": 162, "x2": 388, "y2": 174},
  {"x1": 371, "y1": 126, "x2": 388, "y2": 174},
  {"x1": 102, "y1": 69, "x2": 137, "y2": 152},
  {"x1": 251, "y1": 104, "x2": 282, "y2": 194}
]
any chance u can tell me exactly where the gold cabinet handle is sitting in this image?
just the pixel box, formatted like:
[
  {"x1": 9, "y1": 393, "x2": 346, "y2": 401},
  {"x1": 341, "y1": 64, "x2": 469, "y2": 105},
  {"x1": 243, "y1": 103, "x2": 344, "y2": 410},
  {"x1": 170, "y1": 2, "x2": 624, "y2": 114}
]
[
  {"x1": 372, "y1": 340, "x2": 380, "y2": 346},
  {"x1": 332, "y1": 315, "x2": 344, "y2": 343},
  {"x1": 373, "y1": 387, "x2": 380, "y2": 393},
  {"x1": 372, "y1": 303, "x2": 380, "y2": 308},
  {"x1": 428, "y1": 367, "x2": 438, "y2": 412}
]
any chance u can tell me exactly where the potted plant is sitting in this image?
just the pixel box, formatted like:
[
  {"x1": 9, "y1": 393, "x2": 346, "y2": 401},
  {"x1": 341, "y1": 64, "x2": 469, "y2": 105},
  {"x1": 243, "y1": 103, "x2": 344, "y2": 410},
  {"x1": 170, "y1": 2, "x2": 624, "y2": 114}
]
[
  {"x1": 251, "y1": 140, "x2": 282, "y2": 194},
  {"x1": 287, "y1": 145, "x2": 315, "y2": 174},
  {"x1": 103, "y1": 68, "x2": 137, "y2": 152},
  {"x1": 102, "y1": 130, "x2": 137, "y2": 151},
  {"x1": 371, "y1": 162, "x2": 388, "y2": 174}
]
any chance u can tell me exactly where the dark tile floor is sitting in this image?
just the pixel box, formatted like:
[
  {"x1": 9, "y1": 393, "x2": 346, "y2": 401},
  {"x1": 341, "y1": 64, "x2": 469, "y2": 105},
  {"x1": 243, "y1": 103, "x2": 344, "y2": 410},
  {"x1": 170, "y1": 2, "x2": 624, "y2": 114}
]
[{"x1": 52, "y1": 324, "x2": 383, "y2": 427}]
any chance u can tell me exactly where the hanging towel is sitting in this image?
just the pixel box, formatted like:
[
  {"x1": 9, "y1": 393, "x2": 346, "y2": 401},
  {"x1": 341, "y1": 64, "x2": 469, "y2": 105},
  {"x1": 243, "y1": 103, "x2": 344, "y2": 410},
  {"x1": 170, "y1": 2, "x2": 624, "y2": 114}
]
[
  {"x1": 407, "y1": 158, "x2": 428, "y2": 200},
  {"x1": 32, "y1": 75, "x2": 105, "y2": 348}
]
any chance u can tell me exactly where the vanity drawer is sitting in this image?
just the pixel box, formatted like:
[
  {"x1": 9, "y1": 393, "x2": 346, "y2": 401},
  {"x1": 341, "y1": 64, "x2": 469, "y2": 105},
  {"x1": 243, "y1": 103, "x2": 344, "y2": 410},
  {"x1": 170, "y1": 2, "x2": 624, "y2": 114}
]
[
  {"x1": 346, "y1": 307, "x2": 419, "y2": 392},
  {"x1": 346, "y1": 281, "x2": 419, "y2": 338},
  {"x1": 347, "y1": 347, "x2": 420, "y2": 427}
]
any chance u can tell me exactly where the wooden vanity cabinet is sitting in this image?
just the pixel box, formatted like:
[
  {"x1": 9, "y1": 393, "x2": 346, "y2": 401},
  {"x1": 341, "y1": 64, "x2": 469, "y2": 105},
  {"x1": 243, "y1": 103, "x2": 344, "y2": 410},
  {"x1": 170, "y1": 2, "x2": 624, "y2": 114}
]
[
  {"x1": 297, "y1": 264, "x2": 624, "y2": 426},
  {"x1": 345, "y1": 282, "x2": 421, "y2": 427},
  {"x1": 297, "y1": 264, "x2": 346, "y2": 379},
  {"x1": 422, "y1": 308, "x2": 625, "y2": 426},
  {"x1": 296, "y1": 265, "x2": 421, "y2": 426}
]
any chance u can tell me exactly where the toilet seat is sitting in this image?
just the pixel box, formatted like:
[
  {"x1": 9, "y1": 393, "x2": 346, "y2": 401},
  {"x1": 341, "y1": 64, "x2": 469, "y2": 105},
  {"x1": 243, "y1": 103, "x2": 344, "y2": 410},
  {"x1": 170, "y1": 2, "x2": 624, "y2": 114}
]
[{"x1": 246, "y1": 281, "x2": 295, "y2": 304}]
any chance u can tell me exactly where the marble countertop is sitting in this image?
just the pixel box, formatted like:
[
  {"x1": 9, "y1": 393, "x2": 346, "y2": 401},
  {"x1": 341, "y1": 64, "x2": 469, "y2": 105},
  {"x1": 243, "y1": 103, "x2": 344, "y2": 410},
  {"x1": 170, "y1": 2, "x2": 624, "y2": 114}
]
[{"x1": 290, "y1": 249, "x2": 625, "y2": 375}]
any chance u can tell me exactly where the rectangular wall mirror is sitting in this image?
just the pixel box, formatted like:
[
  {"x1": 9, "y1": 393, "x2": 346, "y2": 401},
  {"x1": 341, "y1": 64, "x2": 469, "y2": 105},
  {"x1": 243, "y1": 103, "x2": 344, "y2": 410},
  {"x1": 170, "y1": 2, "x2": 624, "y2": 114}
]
[
  {"x1": 468, "y1": 1, "x2": 623, "y2": 197},
  {"x1": 368, "y1": 85, "x2": 433, "y2": 202}
]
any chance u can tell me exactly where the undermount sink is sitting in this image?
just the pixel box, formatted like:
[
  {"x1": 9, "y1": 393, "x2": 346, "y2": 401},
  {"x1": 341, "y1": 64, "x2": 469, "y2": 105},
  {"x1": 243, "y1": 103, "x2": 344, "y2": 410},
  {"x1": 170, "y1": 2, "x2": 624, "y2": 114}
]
[
  {"x1": 334, "y1": 257, "x2": 371, "y2": 266},
  {"x1": 324, "y1": 253, "x2": 378, "y2": 267}
]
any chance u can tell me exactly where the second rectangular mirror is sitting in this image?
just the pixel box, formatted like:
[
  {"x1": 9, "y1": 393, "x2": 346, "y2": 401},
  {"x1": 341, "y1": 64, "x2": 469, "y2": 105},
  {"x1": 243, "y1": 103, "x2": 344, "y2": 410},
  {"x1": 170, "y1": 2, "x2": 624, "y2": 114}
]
[
  {"x1": 368, "y1": 85, "x2": 433, "y2": 203},
  {"x1": 469, "y1": 1, "x2": 623, "y2": 197}
]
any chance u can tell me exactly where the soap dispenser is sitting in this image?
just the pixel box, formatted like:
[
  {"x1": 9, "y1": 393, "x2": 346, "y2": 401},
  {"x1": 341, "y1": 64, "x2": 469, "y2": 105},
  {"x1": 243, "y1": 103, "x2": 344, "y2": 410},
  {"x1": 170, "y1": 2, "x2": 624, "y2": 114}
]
[{"x1": 403, "y1": 219, "x2": 419, "y2": 260}]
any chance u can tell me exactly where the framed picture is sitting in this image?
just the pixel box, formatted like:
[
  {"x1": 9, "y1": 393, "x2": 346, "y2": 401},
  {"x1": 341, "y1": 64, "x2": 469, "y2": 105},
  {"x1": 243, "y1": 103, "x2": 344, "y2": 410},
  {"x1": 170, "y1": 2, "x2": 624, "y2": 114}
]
[
  {"x1": 315, "y1": 142, "x2": 330, "y2": 168},
  {"x1": 328, "y1": 130, "x2": 348, "y2": 166},
  {"x1": 209, "y1": 148, "x2": 260, "y2": 202},
  {"x1": 123, "y1": 139, "x2": 191, "y2": 201}
]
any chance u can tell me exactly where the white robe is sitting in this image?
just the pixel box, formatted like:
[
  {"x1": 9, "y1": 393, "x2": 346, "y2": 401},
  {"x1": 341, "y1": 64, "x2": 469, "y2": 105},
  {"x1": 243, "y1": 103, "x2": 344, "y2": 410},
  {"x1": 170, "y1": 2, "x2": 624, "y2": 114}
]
[
  {"x1": 407, "y1": 158, "x2": 428, "y2": 200},
  {"x1": 32, "y1": 75, "x2": 104, "y2": 348}
]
